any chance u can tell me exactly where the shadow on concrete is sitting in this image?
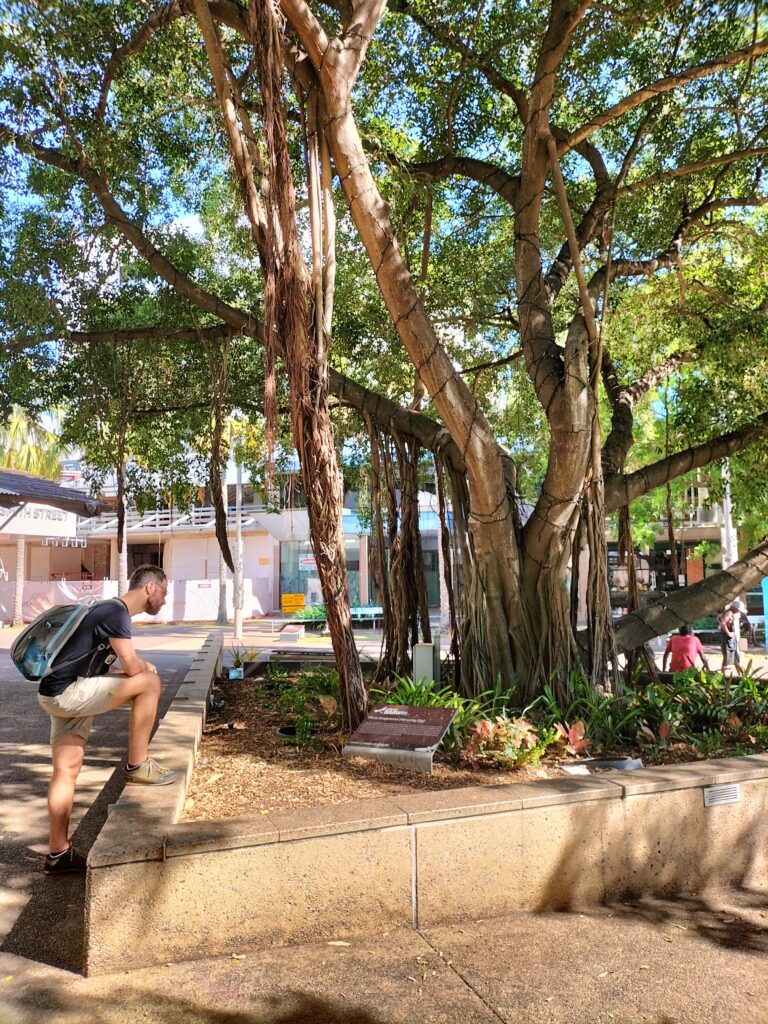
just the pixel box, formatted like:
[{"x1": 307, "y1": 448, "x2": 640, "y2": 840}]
[
  {"x1": 0, "y1": 649, "x2": 192, "y2": 975},
  {"x1": 0, "y1": 764, "x2": 125, "y2": 973},
  {"x1": 600, "y1": 887, "x2": 768, "y2": 954},
  {"x1": 0, "y1": 985, "x2": 387, "y2": 1024}
]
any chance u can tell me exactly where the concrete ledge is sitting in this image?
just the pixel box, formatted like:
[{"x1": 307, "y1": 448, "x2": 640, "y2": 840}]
[
  {"x1": 85, "y1": 633, "x2": 222, "y2": 867},
  {"x1": 83, "y1": 655, "x2": 768, "y2": 975}
]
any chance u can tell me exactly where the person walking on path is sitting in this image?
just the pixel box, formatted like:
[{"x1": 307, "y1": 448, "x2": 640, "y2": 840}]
[
  {"x1": 37, "y1": 564, "x2": 180, "y2": 876},
  {"x1": 717, "y1": 603, "x2": 744, "y2": 677},
  {"x1": 732, "y1": 597, "x2": 757, "y2": 647},
  {"x1": 662, "y1": 624, "x2": 710, "y2": 674}
]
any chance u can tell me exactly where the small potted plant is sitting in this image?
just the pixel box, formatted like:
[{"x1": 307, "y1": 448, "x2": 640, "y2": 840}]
[
  {"x1": 242, "y1": 647, "x2": 260, "y2": 678},
  {"x1": 228, "y1": 646, "x2": 245, "y2": 680}
]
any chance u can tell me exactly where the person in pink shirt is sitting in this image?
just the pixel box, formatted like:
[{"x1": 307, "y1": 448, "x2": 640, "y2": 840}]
[{"x1": 663, "y1": 624, "x2": 710, "y2": 674}]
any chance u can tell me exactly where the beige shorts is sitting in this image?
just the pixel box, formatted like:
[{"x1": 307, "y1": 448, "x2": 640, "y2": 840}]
[{"x1": 38, "y1": 675, "x2": 120, "y2": 745}]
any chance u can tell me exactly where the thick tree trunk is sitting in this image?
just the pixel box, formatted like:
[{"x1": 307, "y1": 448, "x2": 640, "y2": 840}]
[{"x1": 323, "y1": 100, "x2": 524, "y2": 693}]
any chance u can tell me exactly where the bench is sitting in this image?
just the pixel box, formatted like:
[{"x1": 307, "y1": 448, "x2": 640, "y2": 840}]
[{"x1": 286, "y1": 606, "x2": 385, "y2": 630}]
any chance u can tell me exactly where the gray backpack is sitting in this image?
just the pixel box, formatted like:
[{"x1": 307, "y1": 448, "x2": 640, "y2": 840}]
[{"x1": 10, "y1": 600, "x2": 104, "y2": 681}]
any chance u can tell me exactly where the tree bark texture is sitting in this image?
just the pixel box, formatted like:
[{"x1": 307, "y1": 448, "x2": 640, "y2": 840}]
[
  {"x1": 319, "y1": 71, "x2": 530, "y2": 695},
  {"x1": 250, "y1": 0, "x2": 366, "y2": 730}
]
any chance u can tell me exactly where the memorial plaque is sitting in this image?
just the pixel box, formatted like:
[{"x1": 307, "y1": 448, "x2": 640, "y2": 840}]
[{"x1": 342, "y1": 705, "x2": 456, "y2": 773}]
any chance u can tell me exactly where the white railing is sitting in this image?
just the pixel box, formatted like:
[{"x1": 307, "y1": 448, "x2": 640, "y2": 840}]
[
  {"x1": 77, "y1": 504, "x2": 266, "y2": 537},
  {"x1": 647, "y1": 508, "x2": 725, "y2": 530}
]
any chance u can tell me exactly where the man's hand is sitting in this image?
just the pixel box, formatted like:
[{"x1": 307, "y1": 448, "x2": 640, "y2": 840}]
[{"x1": 142, "y1": 660, "x2": 159, "y2": 674}]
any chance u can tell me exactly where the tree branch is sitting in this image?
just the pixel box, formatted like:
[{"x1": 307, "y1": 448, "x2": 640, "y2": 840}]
[
  {"x1": 386, "y1": 0, "x2": 529, "y2": 121},
  {"x1": 0, "y1": 126, "x2": 263, "y2": 339},
  {"x1": 604, "y1": 412, "x2": 768, "y2": 511},
  {"x1": 381, "y1": 151, "x2": 521, "y2": 207},
  {"x1": 460, "y1": 349, "x2": 523, "y2": 375},
  {"x1": 278, "y1": 0, "x2": 332, "y2": 82},
  {"x1": 616, "y1": 98, "x2": 664, "y2": 188},
  {"x1": 613, "y1": 536, "x2": 768, "y2": 651},
  {"x1": 601, "y1": 348, "x2": 698, "y2": 475},
  {"x1": 97, "y1": 0, "x2": 187, "y2": 120},
  {"x1": 565, "y1": 36, "x2": 768, "y2": 152},
  {"x1": 69, "y1": 325, "x2": 236, "y2": 346},
  {"x1": 329, "y1": 371, "x2": 465, "y2": 474},
  {"x1": 619, "y1": 143, "x2": 768, "y2": 196}
]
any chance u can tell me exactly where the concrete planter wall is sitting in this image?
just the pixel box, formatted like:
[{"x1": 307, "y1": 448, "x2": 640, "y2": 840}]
[{"x1": 84, "y1": 650, "x2": 768, "y2": 975}]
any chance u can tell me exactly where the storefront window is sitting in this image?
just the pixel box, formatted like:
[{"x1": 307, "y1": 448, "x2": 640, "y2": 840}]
[
  {"x1": 369, "y1": 533, "x2": 440, "y2": 607},
  {"x1": 280, "y1": 538, "x2": 361, "y2": 606}
]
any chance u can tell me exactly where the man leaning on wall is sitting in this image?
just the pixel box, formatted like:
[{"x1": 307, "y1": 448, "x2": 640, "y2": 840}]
[{"x1": 37, "y1": 564, "x2": 180, "y2": 876}]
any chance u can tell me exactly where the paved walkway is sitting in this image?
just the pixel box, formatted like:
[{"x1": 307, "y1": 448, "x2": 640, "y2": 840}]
[
  {"x1": 0, "y1": 624, "x2": 767, "y2": 1023},
  {"x1": 0, "y1": 626, "x2": 206, "y2": 970}
]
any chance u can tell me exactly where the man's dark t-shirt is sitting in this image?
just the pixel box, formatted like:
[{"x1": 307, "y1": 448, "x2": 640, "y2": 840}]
[{"x1": 38, "y1": 599, "x2": 132, "y2": 697}]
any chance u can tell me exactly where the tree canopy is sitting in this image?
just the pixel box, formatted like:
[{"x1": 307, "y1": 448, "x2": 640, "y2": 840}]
[{"x1": 2, "y1": 0, "x2": 768, "y2": 711}]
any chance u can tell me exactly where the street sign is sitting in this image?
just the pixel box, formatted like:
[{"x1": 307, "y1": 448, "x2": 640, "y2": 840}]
[{"x1": 0, "y1": 503, "x2": 77, "y2": 538}]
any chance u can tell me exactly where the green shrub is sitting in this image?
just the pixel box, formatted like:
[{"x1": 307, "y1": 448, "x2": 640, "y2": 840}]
[
  {"x1": 265, "y1": 659, "x2": 288, "y2": 684},
  {"x1": 300, "y1": 665, "x2": 340, "y2": 695},
  {"x1": 465, "y1": 715, "x2": 558, "y2": 768},
  {"x1": 525, "y1": 671, "x2": 647, "y2": 751},
  {"x1": 525, "y1": 667, "x2": 768, "y2": 754},
  {"x1": 277, "y1": 685, "x2": 310, "y2": 715},
  {"x1": 292, "y1": 604, "x2": 326, "y2": 620}
]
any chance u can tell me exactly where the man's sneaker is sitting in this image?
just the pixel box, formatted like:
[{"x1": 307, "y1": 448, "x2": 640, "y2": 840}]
[
  {"x1": 123, "y1": 758, "x2": 180, "y2": 786},
  {"x1": 43, "y1": 846, "x2": 87, "y2": 876}
]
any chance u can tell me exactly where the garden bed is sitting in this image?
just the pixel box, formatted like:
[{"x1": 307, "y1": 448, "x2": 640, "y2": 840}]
[
  {"x1": 86, "y1": 642, "x2": 768, "y2": 975},
  {"x1": 180, "y1": 659, "x2": 768, "y2": 822},
  {"x1": 180, "y1": 671, "x2": 562, "y2": 821}
]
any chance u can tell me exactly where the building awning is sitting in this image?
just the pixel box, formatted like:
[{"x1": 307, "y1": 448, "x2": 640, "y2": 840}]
[{"x1": 0, "y1": 469, "x2": 112, "y2": 518}]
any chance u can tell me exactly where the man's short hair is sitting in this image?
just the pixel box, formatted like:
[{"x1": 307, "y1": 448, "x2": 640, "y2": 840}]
[
  {"x1": 679, "y1": 624, "x2": 693, "y2": 636},
  {"x1": 129, "y1": 564, "x2": 167, "y2": 590}
]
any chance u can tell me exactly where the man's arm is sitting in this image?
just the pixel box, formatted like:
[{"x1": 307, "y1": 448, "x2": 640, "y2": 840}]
[
  {"x1": 696, "y1": 640, "x2": 710, "y2": 672},
  {"x1": 718, "y1": 614, "x2": 734, "y2": 637},
  {"x1": 109, "y1": 637, "x2": 158, "y2": 676}
]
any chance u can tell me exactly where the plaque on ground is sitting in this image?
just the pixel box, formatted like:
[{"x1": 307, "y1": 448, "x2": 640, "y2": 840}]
[{"x1": 342, "y1": 705, "x2": 456, "y2": 773}]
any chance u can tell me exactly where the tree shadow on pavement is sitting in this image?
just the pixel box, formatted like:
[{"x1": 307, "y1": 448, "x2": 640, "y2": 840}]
[
  {"x1": 0, "y1": 986, "x2": 387, "y2": 1024},
  {"x1": 599, "y1": 888, "x2": 768, "y2": 954},
  {"x1": 0, "y1": 766, "x2": 125, "y2": 973}
]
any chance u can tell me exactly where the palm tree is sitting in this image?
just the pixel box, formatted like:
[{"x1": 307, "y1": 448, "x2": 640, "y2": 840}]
[
  {"x1": 0, "y1": 407, "x2": 64, "y2": 478},
  {"x1": 0, "y1": 408, "x2": 67, "y2": 625}
]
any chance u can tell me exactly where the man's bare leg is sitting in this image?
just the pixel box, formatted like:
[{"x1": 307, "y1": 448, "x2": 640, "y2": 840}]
[
  {"x1": 48, "y1": 734, "x2": 86, "y2": 852},
  {"x1": 105, "y1": 670, "x2": 161, "y2": 764}
]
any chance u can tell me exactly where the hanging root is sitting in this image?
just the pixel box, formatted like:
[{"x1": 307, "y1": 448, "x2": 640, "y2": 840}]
[
  {"x1": 252, "y1": 0, "x2": 365, "y2": 729},
  {"x1": 204, "y1": 334, "x2": 234, "y2": 572}
]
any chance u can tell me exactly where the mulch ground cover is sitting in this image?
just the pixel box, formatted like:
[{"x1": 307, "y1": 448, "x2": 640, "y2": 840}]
[{"x1": 180, "y1": 666, "x2": 730, "y2": 823}]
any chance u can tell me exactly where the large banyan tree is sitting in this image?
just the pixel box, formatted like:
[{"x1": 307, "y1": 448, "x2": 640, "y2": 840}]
[{"x1": 2, "y1": 0, "x2": 768, "y2": 724}]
